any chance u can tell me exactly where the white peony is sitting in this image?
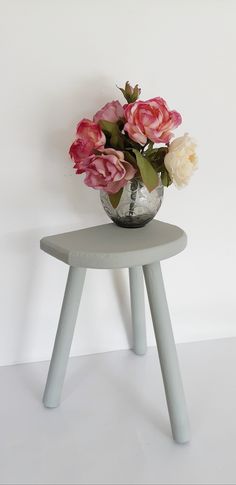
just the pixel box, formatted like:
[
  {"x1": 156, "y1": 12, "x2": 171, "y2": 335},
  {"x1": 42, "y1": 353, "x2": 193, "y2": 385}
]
[{"x1": 164, "y1": 133, "x2": 198, "y2": 188}]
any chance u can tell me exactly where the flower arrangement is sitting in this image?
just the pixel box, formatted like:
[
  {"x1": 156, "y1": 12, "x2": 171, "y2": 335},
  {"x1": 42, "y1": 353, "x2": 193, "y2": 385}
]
[{"x1": 69, "y1": 82, "x2": 197, "y2": 209}]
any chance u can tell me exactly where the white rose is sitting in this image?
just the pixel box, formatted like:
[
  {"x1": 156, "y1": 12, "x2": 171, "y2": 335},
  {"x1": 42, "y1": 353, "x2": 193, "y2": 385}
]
[{"x1": 164, "y1": 133, "x2": 198, "y2": 188}]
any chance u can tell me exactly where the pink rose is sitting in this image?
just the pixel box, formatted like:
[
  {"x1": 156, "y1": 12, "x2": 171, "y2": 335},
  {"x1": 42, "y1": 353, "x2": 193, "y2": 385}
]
[
  {"x1": 124, "y1": 97, "x2": 182, "y2": 145},
  {"x1": 93, "y1": 100, "x2": 124, "y2": 124},
  {"x1": 69, "y1": 118, "x2": 106, "y2": 173},
  {"x1": 83, "y1": 148, "x2": 136, "y2": 193}
]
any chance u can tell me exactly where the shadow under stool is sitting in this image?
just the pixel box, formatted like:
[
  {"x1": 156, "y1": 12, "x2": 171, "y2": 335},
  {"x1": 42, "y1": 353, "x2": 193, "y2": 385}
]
[{"x1": 40, "y1": 220, "x2": 190, "y2": 444}]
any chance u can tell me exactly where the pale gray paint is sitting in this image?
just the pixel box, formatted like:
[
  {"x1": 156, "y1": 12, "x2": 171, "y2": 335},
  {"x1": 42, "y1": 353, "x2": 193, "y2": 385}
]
[
  {"x1": 129, "y1": 266, "x2": 147, "y2": 356},
  {"x1": 40, "y1": 220, "x2": 187, "y2": 269},
  {"x1": 41, "y1": 221, "x2": 190, "y2": 443},
  {"x1": 143, "y1": 262, "x2": 190, "y2": 444},
  {"x1": 43, "y1": 266, "x2": 86, "y2": 408}
]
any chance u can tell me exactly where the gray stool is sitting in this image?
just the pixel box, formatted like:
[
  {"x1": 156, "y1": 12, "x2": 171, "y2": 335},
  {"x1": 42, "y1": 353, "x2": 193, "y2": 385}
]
[{"x1": 40, "y1": 220, "x2": 190, "y2": 444}]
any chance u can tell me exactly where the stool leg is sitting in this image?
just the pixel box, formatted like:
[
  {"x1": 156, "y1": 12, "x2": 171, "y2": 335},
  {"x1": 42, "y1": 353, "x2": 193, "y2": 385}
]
[
  {"x1": 43, "y1": 266, "x2": 86, "y2": 408},
  {"x1": 143, "y1": 262, "x2": 190, "y2": 444},
  {"x1": 129, "y1": 266, "x2": 147, "y2": 356}
]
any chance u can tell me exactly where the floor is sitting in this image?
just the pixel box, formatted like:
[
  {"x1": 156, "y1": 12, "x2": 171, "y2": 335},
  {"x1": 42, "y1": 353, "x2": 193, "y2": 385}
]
[{"x1": 0, "y1": 338, "x2": 236, "y2": 485}]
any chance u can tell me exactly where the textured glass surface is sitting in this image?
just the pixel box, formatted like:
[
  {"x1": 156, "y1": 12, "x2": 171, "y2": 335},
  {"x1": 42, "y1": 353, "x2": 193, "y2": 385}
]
[{"x1": 100, "y1": 176, "x2": 164, "y2": 228}]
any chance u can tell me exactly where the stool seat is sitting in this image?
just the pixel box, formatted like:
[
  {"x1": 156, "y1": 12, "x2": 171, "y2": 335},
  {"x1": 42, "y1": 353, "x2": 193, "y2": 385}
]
[{"x1": 40, "y1": 220, "x2": 187, "y2": 269}]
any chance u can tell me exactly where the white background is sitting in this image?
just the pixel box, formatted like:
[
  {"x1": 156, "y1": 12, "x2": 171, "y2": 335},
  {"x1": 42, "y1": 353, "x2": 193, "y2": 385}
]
[{"x1": 0, "y1": 0, "x2": 235, "y2": 366}]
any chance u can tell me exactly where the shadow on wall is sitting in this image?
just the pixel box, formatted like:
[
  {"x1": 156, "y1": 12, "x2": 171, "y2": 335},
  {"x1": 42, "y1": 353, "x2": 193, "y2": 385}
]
[
  {"x1": 2, "y1": 227, "x2": 133, "y2": 370},
  {"x1": 2, "y1": 77, "x2": 134, "y2": 371},
  {"x1": 40, "y1": 75, "x2": 119, "y2": 221},
  {"x1": 38, "y1": 74, "x2": 133, "y2": 347}
]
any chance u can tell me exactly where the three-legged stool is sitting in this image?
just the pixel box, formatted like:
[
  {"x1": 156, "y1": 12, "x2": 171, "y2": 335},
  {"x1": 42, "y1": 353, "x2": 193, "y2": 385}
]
[{"x1": 40, "y1": 220, "x2": 190, "y2": 444}]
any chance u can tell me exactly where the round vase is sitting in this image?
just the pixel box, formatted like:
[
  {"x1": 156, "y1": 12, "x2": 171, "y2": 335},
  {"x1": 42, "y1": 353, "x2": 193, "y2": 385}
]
[{"x1": 100, "y1": 176, "x2": 164, "y2": 228}]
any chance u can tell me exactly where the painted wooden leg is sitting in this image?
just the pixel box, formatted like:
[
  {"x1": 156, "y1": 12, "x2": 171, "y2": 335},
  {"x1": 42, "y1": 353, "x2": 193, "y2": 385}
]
[
  {"x1": 129, "y1": 266, "x2": 147, "y2": 356},
  {"x1": 43, "y1": 266, "x2": 86, "y2": 408},
  {"x1": 143, "y1": 262, "x2": 190, "y2": 444}
]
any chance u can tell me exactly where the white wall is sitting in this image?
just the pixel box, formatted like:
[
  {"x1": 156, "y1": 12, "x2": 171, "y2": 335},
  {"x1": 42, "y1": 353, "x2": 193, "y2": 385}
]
[{"x1": 1, "y1": 0, "x2": 236, "y2": 366}]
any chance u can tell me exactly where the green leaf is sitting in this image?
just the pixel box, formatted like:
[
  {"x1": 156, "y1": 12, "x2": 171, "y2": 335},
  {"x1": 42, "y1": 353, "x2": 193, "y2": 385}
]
[
  {"x1": 132, "y1": 149, "x2": 159, "y2": 192},
  {"x1": 161, "y1": 169, "x2": 172, "y2": 187},
  {"x1": 99, "y1": 120, "x2": 124, "y2": 149},
  {"x1": 144, "y1": 141, "x2": 154, "y2": 157},
  {"x1": 148, "y1": 146, "x2": 168, "y2": 162},
  {"x1": 117, "y1": 81, "x2": 141, "y2": 103},
  {"x1": 132, "y1": 84, "x2": 141, "y2": 102},
  {"x1": 108, "y1": 188, "x2": 123, "y2": 208},
  {"x1": 146, "y1": 147, "x2": 169, "y2": 173},
  {"x1": 117, "y1": 87, "x2": 126, "y2": 98},
  {"x1": 123, "y1": 150, "x2": 137, "y2": 166}
]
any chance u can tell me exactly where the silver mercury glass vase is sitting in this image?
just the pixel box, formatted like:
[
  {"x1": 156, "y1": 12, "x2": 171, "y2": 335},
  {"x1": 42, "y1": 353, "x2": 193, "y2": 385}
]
[{"x1": 100, "y1": 175, "x2": 164, "y2": 228}]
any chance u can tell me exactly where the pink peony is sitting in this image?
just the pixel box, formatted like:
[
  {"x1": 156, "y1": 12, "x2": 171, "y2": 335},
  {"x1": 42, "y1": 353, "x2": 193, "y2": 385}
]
[
  {"x1": 124, "y1": 97, "x2": 182, "y2": 145},
  {"x1": 93, "y1": 100, "x2": 124, "y2": 124},
  {"x1": 83, "y1": 148, "x2": 136, "y2": 193},
  {"x1": 69, "y1": 118, "x2": 105, "y2": 173}
]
